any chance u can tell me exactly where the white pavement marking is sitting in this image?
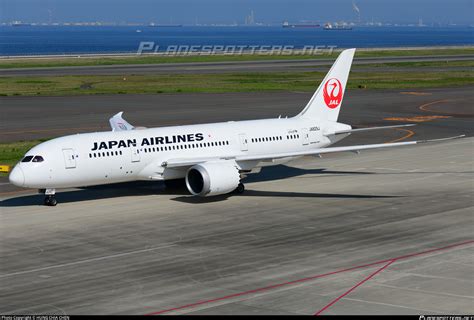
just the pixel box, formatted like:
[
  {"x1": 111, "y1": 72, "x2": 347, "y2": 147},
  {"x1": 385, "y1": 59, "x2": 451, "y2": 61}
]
[{"x1": 0, "y1": 243, "x2": 177, "y2": 278}]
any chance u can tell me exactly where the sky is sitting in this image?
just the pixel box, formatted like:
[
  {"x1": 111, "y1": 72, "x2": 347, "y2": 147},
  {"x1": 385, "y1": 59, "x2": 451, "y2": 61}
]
[{"x1": 1, "y1": 0, "x2": 473, "y2": 24}]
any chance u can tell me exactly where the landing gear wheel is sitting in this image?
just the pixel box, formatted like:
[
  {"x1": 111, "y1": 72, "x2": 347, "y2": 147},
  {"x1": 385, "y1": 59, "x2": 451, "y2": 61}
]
[
  {"x1": 44, "y1": 196, "x2": 57, "y2": 206},
  {"x1": 235, "y1": 182, "x2": 245, "y2": 194}
]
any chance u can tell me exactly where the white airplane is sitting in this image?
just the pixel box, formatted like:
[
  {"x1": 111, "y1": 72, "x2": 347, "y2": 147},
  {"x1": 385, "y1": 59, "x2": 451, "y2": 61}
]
[{"x1": 9, "y1": 48, "x2": 463, "y2": 206}]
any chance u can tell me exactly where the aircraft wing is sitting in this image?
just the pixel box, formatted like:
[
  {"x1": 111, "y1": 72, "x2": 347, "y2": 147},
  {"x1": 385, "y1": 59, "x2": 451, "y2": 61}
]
[
  {"x1": 109, "y1": 112, "x2": 135, "y2": 131},
  {"x1": 162, "y1": 135, "x2": 464, "y2": 168},
  {"x1": 326, "y1": 124, "x2": 416, "y2": 136},
  {"x1": 235, "y1": 135, "x2": 464, "y2": 162}
]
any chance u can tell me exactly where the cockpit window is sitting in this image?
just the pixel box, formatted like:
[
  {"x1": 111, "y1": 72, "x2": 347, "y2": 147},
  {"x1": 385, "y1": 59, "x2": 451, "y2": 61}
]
[
  {"x1": 21, "y1": 156, "x2": 34, "y2": 162},
  {"x1": 32, "y1": 156, "x2": 44, "y2": 162}
]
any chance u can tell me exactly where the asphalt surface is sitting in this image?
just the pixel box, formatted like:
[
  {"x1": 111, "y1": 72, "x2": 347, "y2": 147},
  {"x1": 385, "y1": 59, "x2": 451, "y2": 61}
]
[
  {"x1": 1, "y1": 86, "x2": 473, "y2": 144},
  {"x1": 1, "y1": 137, "x2": 473, "y2": 314},
  {"x1": 1, "y1": 54, "x2": 473, "y2": 76}
]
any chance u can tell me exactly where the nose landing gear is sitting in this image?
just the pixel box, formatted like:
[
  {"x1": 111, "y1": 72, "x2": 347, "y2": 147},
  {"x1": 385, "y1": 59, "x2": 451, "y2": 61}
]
[{"x1": 41, "y1": 188, "x2": 57, "y2": 206}]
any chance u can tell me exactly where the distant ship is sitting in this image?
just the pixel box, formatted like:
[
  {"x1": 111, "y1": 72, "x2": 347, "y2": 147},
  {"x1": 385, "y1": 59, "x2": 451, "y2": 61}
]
[
  {"x1": 149, "y1": 23, "x2": 182, "y2": 28},
  {"x1": 323, "y1": 23, "x2": 352, "y2": 30},
  {"x1": 11, "y1": 21, "x2": 31, "y2": 27},
  {"x1": 282, "y1": 21, "x2": 320, "y2": 28}
]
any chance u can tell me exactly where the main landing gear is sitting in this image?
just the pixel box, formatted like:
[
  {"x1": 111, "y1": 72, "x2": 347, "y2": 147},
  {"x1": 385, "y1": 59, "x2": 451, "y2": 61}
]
[
  {"x1": 44, "y1": 195, "x2": 57, "y2": 206},
  {"x1": 234, "y1": 182, "x2": 245, "y2": 194},
  {"x1": 42, "y1": 188, "x2": 57, "y2": 206}
]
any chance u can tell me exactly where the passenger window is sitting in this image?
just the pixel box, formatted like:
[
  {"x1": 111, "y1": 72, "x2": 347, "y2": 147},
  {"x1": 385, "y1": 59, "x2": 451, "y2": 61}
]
[
  {"x1": 32, "y1": 156, "x2": 44, "y2": 162},
  {"x1": 21, "y1": 156, "x2": 34, "y2": 162}
]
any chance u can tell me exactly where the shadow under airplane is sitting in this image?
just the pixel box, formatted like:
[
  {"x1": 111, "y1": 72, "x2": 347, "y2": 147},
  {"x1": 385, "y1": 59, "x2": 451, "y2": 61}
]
[{"x1": 1, "y1": 165, "x2": 397, "y2": 208}]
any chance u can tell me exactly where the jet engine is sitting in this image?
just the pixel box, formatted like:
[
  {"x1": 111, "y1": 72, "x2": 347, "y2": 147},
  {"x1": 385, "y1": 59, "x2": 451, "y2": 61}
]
[{"x1": 185, "y1": 161, "x2": 240, "y2": 196}]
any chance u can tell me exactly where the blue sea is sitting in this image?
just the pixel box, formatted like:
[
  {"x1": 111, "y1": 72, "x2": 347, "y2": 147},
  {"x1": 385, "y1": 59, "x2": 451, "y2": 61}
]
[{"x1": 0, "y1": 26, "x2": 473, "y2": 56}]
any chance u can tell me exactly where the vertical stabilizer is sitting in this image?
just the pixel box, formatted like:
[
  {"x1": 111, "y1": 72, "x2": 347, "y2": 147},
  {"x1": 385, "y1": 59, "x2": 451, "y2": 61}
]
[{"x1": 297, "y1": 48, "x2": 355, "y2": 122}]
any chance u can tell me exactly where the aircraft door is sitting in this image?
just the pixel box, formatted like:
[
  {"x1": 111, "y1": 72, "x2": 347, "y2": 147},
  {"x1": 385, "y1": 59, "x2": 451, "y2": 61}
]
[
  {"x1": 309, "y1": 128, "x2": 319, "y2": 144},
  {"x1": 301, "y1": 128, "x2": 309, "y2": 145},
  {"x1": 62, "y1": 148, "x2": 76, "y2": 169},
  {"x1": 131, "y1": 147, "x2": 141, "y2": 162},
  {"x1": 238, "y1": 133, "x2": 248, "y2": 151}
]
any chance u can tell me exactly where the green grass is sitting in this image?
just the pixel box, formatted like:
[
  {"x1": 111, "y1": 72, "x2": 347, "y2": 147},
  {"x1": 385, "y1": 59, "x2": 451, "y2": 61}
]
[
  {"x1": 1, "y1": 47, "x2": 473, "y2": 69},
  {"x1": 0, "y1": 140, "x2": 45, "y2": 175},
  {"x1": 357, "y1": 60, "x2": 474, "y2": 68},
  {"x1": 354, "y1": 48, "x2": 474, "y2": 57},
  {"x1": 0, "y1": 66, "x2": 472, "y2": 96}
]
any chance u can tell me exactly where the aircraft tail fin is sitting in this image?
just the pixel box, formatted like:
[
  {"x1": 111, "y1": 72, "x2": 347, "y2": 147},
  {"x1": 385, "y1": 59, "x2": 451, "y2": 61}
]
[{"x1": 297, "y1": 48, "x2": 355, "y2": 122}]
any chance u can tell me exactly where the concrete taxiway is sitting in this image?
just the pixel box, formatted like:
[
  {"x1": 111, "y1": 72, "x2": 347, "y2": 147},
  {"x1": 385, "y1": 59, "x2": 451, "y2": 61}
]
[{"x1": 0, "y1": 137, "x2": 473, "y2": 314}]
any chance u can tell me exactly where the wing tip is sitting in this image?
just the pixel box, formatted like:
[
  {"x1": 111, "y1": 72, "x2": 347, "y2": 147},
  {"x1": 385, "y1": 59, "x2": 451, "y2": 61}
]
[{"x1": 418, "y1": 134, "x2": 466, "y2": 144}]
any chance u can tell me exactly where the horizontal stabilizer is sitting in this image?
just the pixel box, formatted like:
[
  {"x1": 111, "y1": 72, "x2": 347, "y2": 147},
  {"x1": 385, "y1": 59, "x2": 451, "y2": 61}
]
[{"x1": 328, "y1": 124, "x2": 416, "y2": 136}]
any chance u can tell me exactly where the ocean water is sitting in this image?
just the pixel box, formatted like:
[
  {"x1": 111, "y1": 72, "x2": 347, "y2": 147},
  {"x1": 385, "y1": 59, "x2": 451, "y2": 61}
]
[{"x1": 0, "y1": 26, "x2": 473, "y2": 56}]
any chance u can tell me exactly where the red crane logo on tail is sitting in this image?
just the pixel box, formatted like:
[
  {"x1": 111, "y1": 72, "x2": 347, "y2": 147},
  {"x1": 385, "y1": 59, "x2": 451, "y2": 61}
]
[{"x1": 323, "y1": 78, "x2": 343, "y2": 109}]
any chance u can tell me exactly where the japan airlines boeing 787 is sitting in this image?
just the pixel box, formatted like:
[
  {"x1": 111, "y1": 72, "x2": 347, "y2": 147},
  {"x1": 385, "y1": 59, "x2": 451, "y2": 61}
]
[{"x1": 9, "y1": 49, "x2": 463, "y2": 206}]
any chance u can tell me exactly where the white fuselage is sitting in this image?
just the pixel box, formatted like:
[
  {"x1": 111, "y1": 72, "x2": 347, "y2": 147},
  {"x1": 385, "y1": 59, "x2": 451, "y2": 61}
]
[{"x1": 11, "y1": 117, "x2": 350, "y2": 189}]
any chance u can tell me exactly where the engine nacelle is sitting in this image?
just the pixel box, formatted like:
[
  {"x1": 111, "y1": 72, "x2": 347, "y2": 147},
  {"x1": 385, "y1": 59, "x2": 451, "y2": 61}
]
[{"x1": 185, "y1": 161, "x2": 240, "y2": 196}]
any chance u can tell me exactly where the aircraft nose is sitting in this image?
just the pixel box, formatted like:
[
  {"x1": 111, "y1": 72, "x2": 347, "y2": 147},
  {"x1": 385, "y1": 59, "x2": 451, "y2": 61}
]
[{"x1": 9, "y1": 166, "x2": 25, "y2": 187}]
